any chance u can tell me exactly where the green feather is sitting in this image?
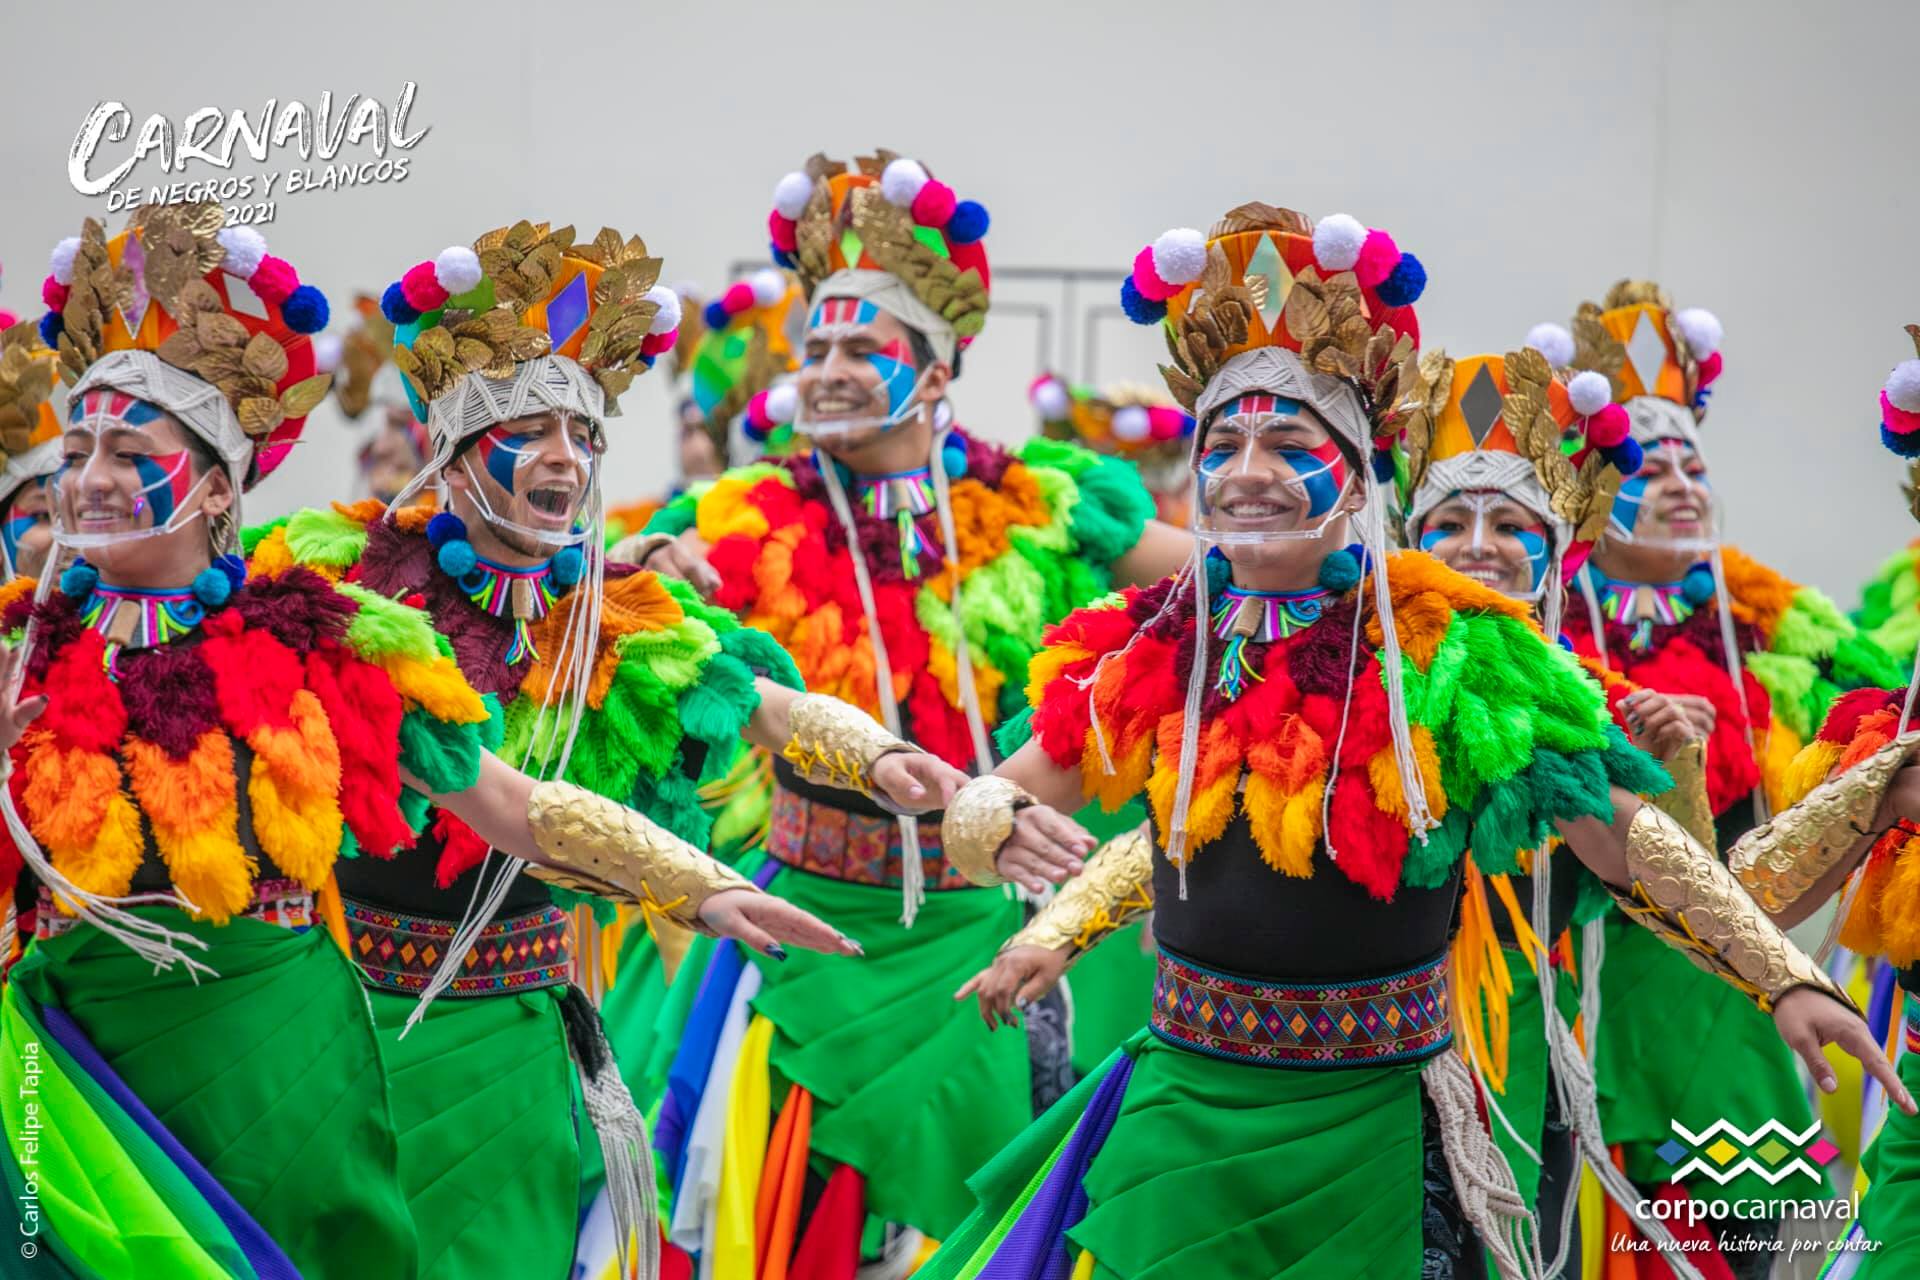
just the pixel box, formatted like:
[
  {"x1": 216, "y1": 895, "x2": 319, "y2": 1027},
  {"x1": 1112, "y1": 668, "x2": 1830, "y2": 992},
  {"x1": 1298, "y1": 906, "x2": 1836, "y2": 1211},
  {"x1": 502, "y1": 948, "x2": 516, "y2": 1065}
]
[
  {"x1": 398, "y1": 708, "x2": 481, "y2": 794},
  {"x1": 677, "y1": 652, "x2": 759, "y2": 747},
  {"x1": 282, "y1": 505, "x2": 372, "y2": 572},
  {"x1": 995, "y1": 705, "x2": 1036, "y2": 756},
  {"x1": 338, "y1": 581, "x2": 442, "y2": 664},
  {"x1": 1598, "y1": 724, "x2": 1673, "y2": 798},
  {"x1": 240, "y1": 515, "x2": 290, "y2": 556},
  {"x1": 643, "y1": 489, "x2": 704, "y2": 538},
  {"x1": 1403, "y1": 806, "x2": 1470, "y2": 888},
  {"x1": 719, "y1": 627, "x2": 803, "y2": 690}
]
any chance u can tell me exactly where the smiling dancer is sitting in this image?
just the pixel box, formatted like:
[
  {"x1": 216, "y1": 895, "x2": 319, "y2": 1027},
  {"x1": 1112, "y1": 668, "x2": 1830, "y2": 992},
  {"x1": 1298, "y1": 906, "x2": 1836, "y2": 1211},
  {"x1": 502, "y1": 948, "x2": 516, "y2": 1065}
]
[
  {"x1": 1550, "y1": 284, "x2": 1903, "y2": 1270},
  {"x1": 918, "y1": 203, "x2": 1902, "y2": 1280},
  {"x1": 246, "y1": 219, "x2": 961, "y2": 1280}
]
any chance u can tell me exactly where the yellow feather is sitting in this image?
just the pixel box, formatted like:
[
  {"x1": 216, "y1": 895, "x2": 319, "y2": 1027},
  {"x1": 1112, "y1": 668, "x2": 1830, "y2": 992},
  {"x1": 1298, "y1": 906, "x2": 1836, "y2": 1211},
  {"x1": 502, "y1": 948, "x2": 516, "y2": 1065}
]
[
  {"x1": 55, "y1": 789, "x2": 144, "y2": 903},
  {"x1": 1274, "y1": 779, "x2": 1325, "y2": 878},
  {"x1": 695, "y1": 476, "x2": 772, "y2": 543},
  {"x1": 248, "y1": 763, "x2": 344, "y2": 889}
]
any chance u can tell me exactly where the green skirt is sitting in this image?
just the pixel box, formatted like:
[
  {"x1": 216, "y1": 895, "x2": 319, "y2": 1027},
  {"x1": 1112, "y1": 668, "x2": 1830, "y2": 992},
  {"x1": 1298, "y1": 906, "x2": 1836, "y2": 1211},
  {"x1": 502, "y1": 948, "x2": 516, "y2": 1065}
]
[
  {"x1": 367, "y1": 987, "x2": 588, "y2": 1280},
  {"x1": 1595, "y1": 912, "x2": 1823, "y2": 1205},
  {"x1": 1065, "y1": 805, "x2": 1156, "y2": 1077},
  {"x1": 3, "y1": 912, "x2": 416, "y2": 1279},
  {"x1": 1834, "y1": 999, "x2": 1920, "y2": 1275},
  {"x1": 923, "y1": 1029, "x2": 1431, "y2": 1278}
]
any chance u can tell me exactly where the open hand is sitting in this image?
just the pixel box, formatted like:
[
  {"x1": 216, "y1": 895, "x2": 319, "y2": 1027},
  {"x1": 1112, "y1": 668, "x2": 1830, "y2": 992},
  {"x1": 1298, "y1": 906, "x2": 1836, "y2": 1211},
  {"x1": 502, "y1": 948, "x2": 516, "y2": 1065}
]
[
  {"x1": 871, "y1": 751, "x2": 969, "y2": 814},
  {"x1": 0, "y1": 644, "x2": 46, "y2": 756},
  {"x1": 1622, "y1": 690, "x2": 1704, "y2": 760},
  {"x1": 698, "y1": 888, "x2": 863, "y2": 960},
  {"x1": 955, "y1": 945, "x2": 1073, "y2": 1030},
  {"x1": 624, "y1": 531, "x2": 722, "y2": 597},
  {"x1": 1773, "y1": 987, "x2": 1916, "y2": 1115},
  {"x1": 994, "y1": 805, "x2": 1095, "y2": 893}
]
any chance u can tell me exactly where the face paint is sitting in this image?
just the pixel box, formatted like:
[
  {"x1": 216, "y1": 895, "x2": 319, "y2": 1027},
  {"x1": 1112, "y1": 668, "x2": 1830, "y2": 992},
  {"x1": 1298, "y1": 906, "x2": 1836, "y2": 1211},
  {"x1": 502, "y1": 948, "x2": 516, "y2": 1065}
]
[
  {"x1": 130, "y1": 451, "x2": 194, "y2": 524},
  {"x1": 1608, "y1": 436, "x2": 1714, "y2": 550},
  {"x1": 866, "y1": 337, "x2": 919, "y2": 419},
  {"x1": 1, "y1": 514, "x2": 36, "y2": 566},
  {"x1": 1418, "y1": 491, "x2": 1553, "y2": 597},
  {"x1": 52, "y1": 391, "x2": 216, "y2": 551},
  {"x1": 1193, "y1": 394, "x2": 1354, "y2": 545},
  {"x1": 474, "y1": 429, "x2": 543, "y2": 495},
  {"x1": 454, "y1": 416, "x2": 596, "y2": 550},
  {"x1": 796, "y1": 297, "x2": 932, "y2": 437}
]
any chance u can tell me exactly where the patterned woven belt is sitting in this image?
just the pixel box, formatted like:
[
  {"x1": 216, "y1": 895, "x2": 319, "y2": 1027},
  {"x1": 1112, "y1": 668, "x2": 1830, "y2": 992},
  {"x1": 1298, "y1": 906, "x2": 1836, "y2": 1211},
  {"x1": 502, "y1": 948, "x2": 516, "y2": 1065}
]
[
  {"x1": 1906, "y1": 992, "x2": 1920, "y2": 1057},
  {"x1": 344, "y1": 898, "x2": 573, "y2": 997},
  {"x1": 766, "y1": 786, "x2": 971, "y2": 891},
  {"x1": 36, "y1": 878, "x2": 314, "y2": 940},
  {"x1": 1150, "y1": 949, "x2": 1452, "y2": 1068}
]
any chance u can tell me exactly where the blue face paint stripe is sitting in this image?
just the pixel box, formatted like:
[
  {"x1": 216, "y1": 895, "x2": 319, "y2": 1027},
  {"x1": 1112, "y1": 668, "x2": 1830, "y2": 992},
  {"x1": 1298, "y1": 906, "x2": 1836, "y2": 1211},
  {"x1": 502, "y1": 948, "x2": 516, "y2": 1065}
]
[{"x1": 1515, "y1": 526, "x2": 1551, "y2": 589}]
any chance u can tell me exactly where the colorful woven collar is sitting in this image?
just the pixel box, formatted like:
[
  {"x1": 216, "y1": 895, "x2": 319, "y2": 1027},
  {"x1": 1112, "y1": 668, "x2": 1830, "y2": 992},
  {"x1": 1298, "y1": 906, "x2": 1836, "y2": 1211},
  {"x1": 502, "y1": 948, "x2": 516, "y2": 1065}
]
[
  {"x1": 1581, "y1": 564, "x2": 1707, "y2": 653},
  {"x1": 854, "y1": 465, "x2": 938, "y2": 579},
  {"x1": 80, "y1": 584, "x2": 210, "y2": 678},
  {"x1": 1211, "y1": 584, "x2": 1329, "y2": 699},
  {"x1": 444, "y1": 554, "x2": 565, "y2": 664}
]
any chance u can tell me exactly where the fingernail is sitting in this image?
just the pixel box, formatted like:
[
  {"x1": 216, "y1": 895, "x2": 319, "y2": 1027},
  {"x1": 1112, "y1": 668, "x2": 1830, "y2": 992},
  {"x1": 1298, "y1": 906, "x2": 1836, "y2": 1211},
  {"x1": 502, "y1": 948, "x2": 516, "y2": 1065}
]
[
  {"x1": 766, "y1": 944, "x2": 788, "y2": 962},
  {"x1": 1015, "y1": 997, "x2": 1030, "y2": 1010},
  {"x1": 1821, "y1": 1075, "x2": 1837, "y2": 1092}
]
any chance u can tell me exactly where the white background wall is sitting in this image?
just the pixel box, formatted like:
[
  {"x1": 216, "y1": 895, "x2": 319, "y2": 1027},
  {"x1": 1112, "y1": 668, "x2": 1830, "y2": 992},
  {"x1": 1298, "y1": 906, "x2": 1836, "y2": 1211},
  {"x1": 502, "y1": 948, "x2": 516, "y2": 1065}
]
[{"x1": 3, "y1": 0, "x2": 1915, "y2": 603}]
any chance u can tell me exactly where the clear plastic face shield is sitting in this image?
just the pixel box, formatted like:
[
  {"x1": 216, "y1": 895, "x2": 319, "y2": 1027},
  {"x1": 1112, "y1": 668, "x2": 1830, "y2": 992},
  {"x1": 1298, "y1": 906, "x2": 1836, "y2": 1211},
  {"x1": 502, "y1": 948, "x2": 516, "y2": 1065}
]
[
  {"x1": 1416, "y1": 490, "x2": 1553, "y2": 602},
  {"x1": 456, "y1": 410, "x2": 600, "y2": 549},
  {"x1": 1607, "y1": 434, "x2": 1717, "y2": 554},
  {"x1": 794, "y1": 296, "x2": 936, "y2": 440},
  {"x1": 1, "y1": 477, "x2": 53, "y2": 579},
  {"x1": 1192, "y1": 393, "x2": 1356, "y2": 548},
  {"x1": 51, "y1": 390, "x2": 219, "y2": 552}
]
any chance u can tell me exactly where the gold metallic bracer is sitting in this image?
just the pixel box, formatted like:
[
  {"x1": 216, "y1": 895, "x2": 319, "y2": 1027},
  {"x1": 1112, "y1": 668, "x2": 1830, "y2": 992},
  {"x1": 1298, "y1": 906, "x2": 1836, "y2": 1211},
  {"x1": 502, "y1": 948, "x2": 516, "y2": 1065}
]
[
  {"x1": 942, "y1": 775, "x2": 1036, "y2": 886},
  {"x1": 780, "y1": 692, "x2": 915, "y2": 797},
  {"x1": 1612, "y1": 803, "x2": 1856, "y2": 1015},
  {"x1": 609, "y1": 530, "x2": 676, "y2": 569},
  {"x1": 1731, "y1": 733, "x2": 1920, "y2": 914},
  {"x1": 523, "y1": 780, "x2": 754, "y2": 935},
  {"x1": 1006, "y1": 826, "x2": 1155, "y2": 958},
  {"x1": 1650, "y1": 738, "x2": 1717, "y2": 853}
]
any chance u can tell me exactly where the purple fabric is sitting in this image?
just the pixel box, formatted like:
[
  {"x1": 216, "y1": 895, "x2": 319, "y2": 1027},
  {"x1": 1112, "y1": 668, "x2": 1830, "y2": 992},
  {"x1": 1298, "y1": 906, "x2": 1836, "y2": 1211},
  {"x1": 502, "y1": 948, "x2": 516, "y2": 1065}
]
[
  {"x1": 37, "y1": 1002, "x2": 301, "y2": 1280},
  {"x1": 978, "y1": 1052, "x2": 1136, "y2": 1280}
]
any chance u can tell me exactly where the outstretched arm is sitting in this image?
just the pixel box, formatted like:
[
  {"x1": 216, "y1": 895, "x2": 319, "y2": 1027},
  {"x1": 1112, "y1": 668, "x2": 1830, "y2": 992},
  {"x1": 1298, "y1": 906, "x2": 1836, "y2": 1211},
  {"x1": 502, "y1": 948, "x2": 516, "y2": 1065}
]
[
  {"x1": 745, "y1": 682, "x2": 968, "y2": 814},
  {"x1": 1111, "y1": 520, "x2": 1195, "y2": 589},
  {"x1": 943, "y1": 741, "x2": 1098, "y2": 894}
]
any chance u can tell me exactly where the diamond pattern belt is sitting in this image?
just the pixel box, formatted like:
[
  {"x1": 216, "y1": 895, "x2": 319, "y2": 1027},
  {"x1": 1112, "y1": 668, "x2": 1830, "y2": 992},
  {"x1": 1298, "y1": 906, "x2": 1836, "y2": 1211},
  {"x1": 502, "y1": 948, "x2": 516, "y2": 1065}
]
[
  {"x1": 766, "y1": 786, "x2": 971, "y2": 891},
  {"x1": 1150, "y1": 948, "x2": 1452, "y2": 1069},
  {"x1": 344, "y1": 897, "x2": 572, "y2": 997}
]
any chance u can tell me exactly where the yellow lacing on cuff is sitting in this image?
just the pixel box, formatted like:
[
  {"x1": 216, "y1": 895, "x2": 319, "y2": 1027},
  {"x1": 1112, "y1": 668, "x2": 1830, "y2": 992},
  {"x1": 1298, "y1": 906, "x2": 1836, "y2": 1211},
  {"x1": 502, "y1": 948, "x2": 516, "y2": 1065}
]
[
  {"x1": 1070, "y1": 883, "x2": 1155, "y2": 951},
  {"x1": 781, "y1": 738, "x2": 873, "y2": 796},
  {"x1": 636, "y1": 881, "x2": 693, "y2": 943},
  {"x1": 1618, "y1": 879, "x2": 1769, "y2": 1008}
]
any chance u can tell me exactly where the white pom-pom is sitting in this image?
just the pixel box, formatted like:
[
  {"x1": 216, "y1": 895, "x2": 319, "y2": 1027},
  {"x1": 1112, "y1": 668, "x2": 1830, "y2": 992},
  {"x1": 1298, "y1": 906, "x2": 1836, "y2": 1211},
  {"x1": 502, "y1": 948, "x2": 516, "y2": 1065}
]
[
  {"x1": 1111, "y1": 405, "x2": 1152, "y2": 442},
  {"x1": 765, "y1": 382, "x2": 798, "y2": 424},
  {"x1": 1525, "y1": 322, "x2": 1575, "y2": 369},
  {"x1": 215, "y1": 226, "x2": 268, "y2": 278},
  {"x1": 749, "y1": 269, "x2": 786, "y2": 307},
  {"x1": 1673, "y1": 307, "x2": 1722, "y2": 360},
  {"x1": 880, "y1": 158, "x2": 930, "y2": 207},
  {"x1": 1312, "y1": 213, "x2": 1367, "y2": 272},
  {"x1": 49, "y1": 237, "x2": 82, "y2": 286},
  {"x1": 310, "y1": 333, "x2": 343, "y2": 374},
  {"x1": 643, "y1": 285, "x2": 682, "y2": 335},
  {"x1": 434, "y1": 246, "x2": 483, "y2": 295},
  {"x1": 1150, "y1": 229, "x2": 1208, "y2": 287},
  {"x1": 1887, "y1": 360, "x2": 1920, "y2": 414},
  {"x1": 1568, "y1": 370, "x2": 1613, "y2": 417},
  {"x1": 1030, "y1": 377, "x2": 1071, "y2": 421},
  {"x1": 771, "y1": 172, "x2": 814, "y2": 221}
]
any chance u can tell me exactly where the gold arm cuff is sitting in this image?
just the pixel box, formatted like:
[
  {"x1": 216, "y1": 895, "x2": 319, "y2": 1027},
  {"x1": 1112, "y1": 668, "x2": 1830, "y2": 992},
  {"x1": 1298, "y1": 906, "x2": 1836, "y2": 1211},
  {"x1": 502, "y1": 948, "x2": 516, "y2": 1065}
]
[
  {"x1": 780, "y1": 692, "x2": 914, "y2": 798},
  {"x1": 1650, "y1": 738, "x2": 1718, "y2": 853},
  {"x1": 941, "y1": 775, "x2": 1034, "y2": 886},
  {"x1": 1007, "y1": 826, "x2": 1155, "y2": 957},
  {"x1": 608, "y1": 530, "x2": 676, "y2": 568},
  {"x1": 523, "y1": 780, "x2": 753, "y2": 935},
  {"x1": 1612, "y1": 803, "x2": 1857, "y2": 1016},
  {"x1": 1731, "y1": 732, "x2": 1920, "y2": 914}
]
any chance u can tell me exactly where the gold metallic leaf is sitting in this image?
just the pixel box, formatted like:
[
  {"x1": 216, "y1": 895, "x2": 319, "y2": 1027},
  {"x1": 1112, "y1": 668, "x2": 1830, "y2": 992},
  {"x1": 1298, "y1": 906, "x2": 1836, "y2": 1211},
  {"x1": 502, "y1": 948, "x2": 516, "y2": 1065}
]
[
  {"x1": 237, "y1": 396, "x2": 285, "y2": 434},
  {"x1": 278, "y1": 374, "x2": 332, "y2": 418},
  {"x1": 242, "y1": 332, "x2": 289, "y2": 382}
]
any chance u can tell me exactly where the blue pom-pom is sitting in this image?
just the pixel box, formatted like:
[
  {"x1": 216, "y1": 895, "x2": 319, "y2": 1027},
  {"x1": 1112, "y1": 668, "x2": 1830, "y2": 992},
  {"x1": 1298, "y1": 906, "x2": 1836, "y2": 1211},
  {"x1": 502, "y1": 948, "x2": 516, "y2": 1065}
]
[
  {"x1": 191, "y1": 564, "x2": 233, "y2": 608},
  {"x1": 281, "y1": 285, "x2": 329, "y2": 334},
  {"x1": 1374, "y1": 253, "x2": 1427, "y2": 307},
  {"x1": 437, "y1": 539, "x2": 477, "y2": 578},
  {"x1": 381, "y1": 281, "x2": 420, "y2": 325},
  {"x1": 771, "y1": 245, "x2": 797, "y2": 270},
  {"x1": 1318, "y1": 547, "x2": 1362, "y2": 593},
  {"x1": 1603, "y1": 438, "x2": 1645, "y2": 474},
  {"x1": 640, "y1": 354, "x2": 658, "y2": 369},
  {"x1": 743, "y1": 418, "x2": 770, "y2": 442},
  {"x1": 1681, "y1": 564, "x2": 1716, "y2": 606},
  {"x1": 1370, "y1": 446, "x2": 1396, "y2": 483},
  {"x1": 942, "y1": 442, "x2": 969, "y2": 478},
  {"x1": 1204, "y1": 547, "x2": 1232, "y2": 594},
  {"x1": 946, "y1": 201, "x2": 990, "y2": 245},
  {"x1": 550, "y1": 545, "x2": 583, "y2": 588},
  {"x1": 59, "y1": 559, "x2": 97, "y2": 599},
  {"x1": 39, "y1": 312, "x2": 63, "y2": 347},
  {"x1": 1883, "y1": 425, "x2": 1920, "y2": 457},
  {"x1": 215, "y1": 552, "x2": 247, "y2": 592},
  {"x1": 704, "y1": 300, "x2": 731, "y2": 331},
  {"x1": 426, "y1": 512, "x2": 467, "y2": 549},
  {"x1": 1557, "y1": 633, "x2": 1575, "y2": 653},
  {"x1": 1119, "y1": 278, "x2": 1166, "y2": 326}
]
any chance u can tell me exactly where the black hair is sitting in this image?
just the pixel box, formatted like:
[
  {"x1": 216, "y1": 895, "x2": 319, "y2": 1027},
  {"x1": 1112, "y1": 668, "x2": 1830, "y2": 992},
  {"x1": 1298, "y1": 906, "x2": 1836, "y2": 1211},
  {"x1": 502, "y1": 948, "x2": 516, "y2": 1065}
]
[{"x1": 903, "y1": 324, "x2": 961, "y2": 380}]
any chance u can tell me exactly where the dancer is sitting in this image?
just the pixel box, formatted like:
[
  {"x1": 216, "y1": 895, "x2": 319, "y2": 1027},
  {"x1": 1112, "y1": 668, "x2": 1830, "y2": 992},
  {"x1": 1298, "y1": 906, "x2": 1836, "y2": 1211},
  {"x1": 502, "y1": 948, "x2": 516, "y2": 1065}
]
[
  {"x1": 921, "y1": 203, "x2": 1902, "y2": 1280},
  {"x1": 0, "y1": 320, "x2": 66, "y2": 580},
  {"x1": 247, "y1": 219, "x2": 958, "y2": 1280},
  {"x1": 633, "y1": 150, "x2": 1189, "y2": 1273},
  {"x1": 1028, "y1": 373, "x2": 1196, "y2": 525},
  {"x1": 1554, "y1": 283, "x2": 1903, "y2": 1268}
]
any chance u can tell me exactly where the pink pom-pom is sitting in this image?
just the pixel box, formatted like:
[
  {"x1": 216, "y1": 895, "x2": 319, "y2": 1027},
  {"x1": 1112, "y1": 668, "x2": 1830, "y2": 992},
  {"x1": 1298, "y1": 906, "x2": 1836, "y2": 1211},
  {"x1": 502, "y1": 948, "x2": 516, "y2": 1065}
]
[
  {"x1": 401, "y1": 261, "x2": 449, "y2": 312},
  {"x1": 1881, "y1": 391, "x2": 1920, "y2": 435},
  {"x1": 41, "y1": 276, "x2": 69, "y2": 310},
  {"x1": 249, "y1": 256, "x2": 299, "y2": 306},
  {"x1": 910, "y1": 181, "x2": 957, "y2": 229},
  {"x1": 768, "y1": 210, "x2": 798, "y2": 253},
  {"x1": 1696, "y1": 350, "x2": 1723, "y2": 387},
  {"x1": 1130, "y1": 247, "x2": 1179, "y2": 303},
  {"x1": 746, "y1": 391, "x2": 774, "y2": 431},
  {"x1": 1147, "y1": 407, "x2": 1185, "y2": 441},
  {"x1": 640, "y1": 329, "x2": 676, "y2": 358},
  {"x1": 1354, "y1": 230, "x2": 1399, "y2": 289},
  {"x1": 1586, "y1": 403, "x2": 1631, "y2": 448},
  {"x1": 0, "y1": 311, "x2": 15, "y2": 331},
  {"x1": 722, "y1": 282, "x2": 756, "y2": 314}
]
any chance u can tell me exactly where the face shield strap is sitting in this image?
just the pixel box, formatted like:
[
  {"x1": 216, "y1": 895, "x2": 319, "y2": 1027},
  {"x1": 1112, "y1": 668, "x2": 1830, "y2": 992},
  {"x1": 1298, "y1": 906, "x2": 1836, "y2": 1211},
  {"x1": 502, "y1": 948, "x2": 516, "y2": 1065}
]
[
  {"x1": 1191, "y1": 397, "x2": 1356, "y2": 548},
  {"x1": 1607, "y1": 435, "x2": 1716, "y2": 554},
  {"x1": 796, "y1": 293, "x2": 937, "y2": 439},
  {"x1": 1414, "y1": 490, "x2": 1555, "y2": 600},
  {"x1": 51, "y1": 395, "x2": 220, "y2": 555}
]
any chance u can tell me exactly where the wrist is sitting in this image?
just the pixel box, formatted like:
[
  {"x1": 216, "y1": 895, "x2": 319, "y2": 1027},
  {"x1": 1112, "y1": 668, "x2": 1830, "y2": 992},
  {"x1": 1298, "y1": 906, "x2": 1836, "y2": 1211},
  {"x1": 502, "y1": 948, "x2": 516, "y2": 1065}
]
[{"x1": 942, "y1": 776, "x2": 1035, "y2": 886}]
